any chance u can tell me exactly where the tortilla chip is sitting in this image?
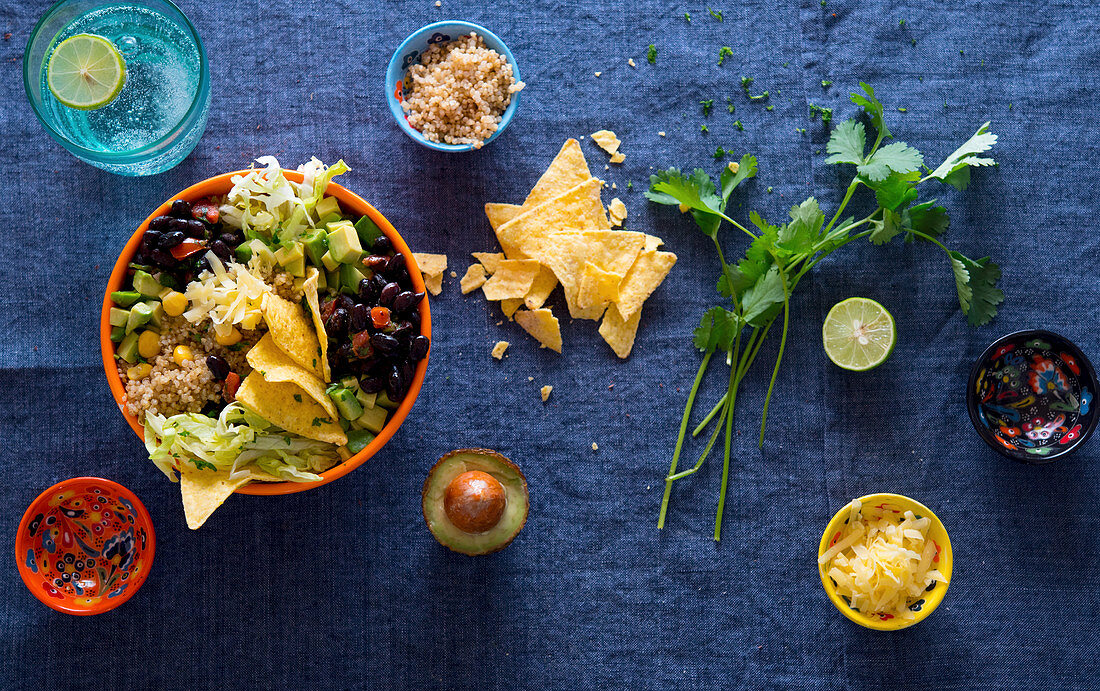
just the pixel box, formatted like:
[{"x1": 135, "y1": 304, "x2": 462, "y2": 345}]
[
  {"x1": 236, "y1": 373, "x2": 347, "y2": 445},
  {"x1": 263, "y1": 293, "x2": 325, "y2": 379},
  {"x1": 614, "y1": 250, "x2": 678, "y2": 321},
  {"x1": 591, "y1": 130, "x2": 622, "y2": 155},
  {"x1": 472, "y1": 252, "x2": 505, "y2": 274},
  {"x1": 491, "y1": 341, "x2": 509, "y2": 359},
  {"x1": 500, "y1": 298, "x2": 524, "y2": 318},
  {"x1": 412, "y1": 252, "x2": 448, "y2": 277},
  {"x1": 246, "y1": 333, "x2": 337, "y2": 419},
  {"x1": 644, "y1": 234, "x2": 664, "y2": 252},
  {"x1": 540, "y1": 385, "x2": 553, "y2": 402},
  {"x1": 424, "y1": 272, "x2": 443, "y2": 296},
  {"x1": 460, "y1": 263, "x2": 488, "y2": 294},
  {"x1": 515, "y1": 308, "x2": 563, "y2": 353},
  {"x1": 523, "y1": 265, "x2": 558, "y2": 310},
  {"x1": 577, "y1": 262, "x2": 623, "y2": 309},
  {"x1": 495, "y1": 178, "x2": 609, "y2": 259},
  {"x1": 610, "y1": 152, "x2": 625, "y2": 164},
  {"x1": 485, "y1": 203, "x2": 522, "y2": 231},
  {"x1": 244, "y1": 467, "x2": 284, "y2": 482},
  {"x1": 179, "y1": 465, "x2": 250, "y2": 530},
  {"x1": 481, "y1": 259, "x2": 541, "y2": 301},
  {"x1": 598, "y1": 306, "x2": 642, "y2": 359},
  {"x1": 523, "y1": 139, "x2": 593, "y2": 209},
  {"x1": 301, "y1": 267, "x2": 331, "y2": 382},
  {"x1": 608, "y1": 198, "x2": 628, "y2": 227},
  {"x1": 535, "y1": 230, "x2": 645, "y2": 319}
]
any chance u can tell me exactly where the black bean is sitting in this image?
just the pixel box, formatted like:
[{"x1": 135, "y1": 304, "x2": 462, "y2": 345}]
[
  {"x1": 149, "y1": 249, "x2": 178, "y2": 268},
  {"x1": 401, "y1": 360, "x2": 415, "y2": 385},
  {"x1": 219, "y1": 232, "x2": 240, "y2": 248},
  {"x1": 205, "y1": 355, "x2": 230, "y2": 381},
  {"x1": 386, "y1": 366, "x2": 405, "y2": 402},
  {"x1": 360, "y1": 375, "x2": 387, "y2": 394},
  {"x1": 326, "y1": 307, "x2": 349, "y2": 336},
  {"x1": 370, "y1": 273, "x2": 389, "y2": 295},
  {"x1": 196, "y1": 256, "x2": 211, "y2": 274},
  {"x1": 159, "y1": 230, "x2": 186, "y2": 249},
  {"x1": 410, "y1": 335, "x2": 430, "y2": 361},
  {"x1": 170, "y1": 199, "x2": 193, "y2": 219},
  {"x1": 385, "y1": 253, "x2": 406, "y2": 277},
  {"x1": 357, "y1": 278, "x2": 377, "y2": 303},
  {"x1": 336, "y1": 294, "x2": 355, "y2": 312},
  {"x1": 363, "y1": 255, "x2": 389, "y2": 272},
  {"x1": 185, "y1": 219, "x2": 207, "y2": 239},
  {"x1": 406, "y1": 310, "x2": 421, "y2": 329},
  {"x1": 392, "y1": 291, "x2": 417, "y2": 313},
  {"x1": 391, "y1": 321, "x2": 414, "y2": 343},
  {"x1": 149, "y1": 216, "x2": 171, "y2": 231},
  {"x1": 371, "y1": 235, "x2": 393, "y2": 254},
  {"x1": 379, "y1": 282, "x2": 400, "y2": 307},
  {"x1": 370, "y1": 332, "x2": 400, "y2": 355},
  {"x1": 349, "y1": 303, "x2": 370, "y2": 332},
  {"x1": 210, "y1": 240, "x2": 232, "y2": 261}
]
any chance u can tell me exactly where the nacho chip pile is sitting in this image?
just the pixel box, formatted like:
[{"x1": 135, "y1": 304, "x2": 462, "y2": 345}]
[{"x1": 473, "y1": 139, "x2": 677, "y2": 358}]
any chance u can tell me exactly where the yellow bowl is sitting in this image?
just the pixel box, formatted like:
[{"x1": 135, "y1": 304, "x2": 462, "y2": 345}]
[{"x1": 818, "y1": 493, "x2": 953, "y2": 631}]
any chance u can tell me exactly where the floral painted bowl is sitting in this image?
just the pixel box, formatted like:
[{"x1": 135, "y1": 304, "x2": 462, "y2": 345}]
[
  {"x1": 15, "y1": 478, "x2": 154, "y2": 615},
  {"x1": 385, "y1": 21, "x2": 522, "y2": 152},
  {"x1": 967, "y1": 330, "x2": 1098, "y2": 463}
]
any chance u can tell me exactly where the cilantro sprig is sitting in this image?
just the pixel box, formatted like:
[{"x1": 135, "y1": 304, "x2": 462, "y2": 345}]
[{"x1": 649, "y1": 82, "x2": 1003, "y2": 540}]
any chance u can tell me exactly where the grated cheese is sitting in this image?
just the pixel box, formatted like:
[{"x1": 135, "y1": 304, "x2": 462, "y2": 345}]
[
  {"x1": 183, "y1": 253, "x2": 272, "y2": 338},
  {"x1": 819, "y1": 502, "x2": 947, "y2": 621}
]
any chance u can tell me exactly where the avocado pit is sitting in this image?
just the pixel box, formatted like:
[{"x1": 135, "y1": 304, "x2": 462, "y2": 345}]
[{"x1": 444, "y1": 470, "x2": 506, "y2": 533}]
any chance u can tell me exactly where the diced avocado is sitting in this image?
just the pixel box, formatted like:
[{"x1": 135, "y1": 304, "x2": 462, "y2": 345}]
[
  {"x1": 315, "y1": 269, "x2": 327, "y2": 290},
  {"x1": 109, "y1": 326, "x2": 126, "y2": 343},
  {"x1": 132, "y1": 270, "x2": 163, "y2": 298},
  {"x1": 235, "y1": 242, "x2": 254, "y2": 263},
  {"x1": 421, "y1": 449, "x2": 529, "y2": 556},
  {"x1": 355, "y1": 389, "x2": 377, "y2": 410},
  {"x1": 346, "y1": 428, "x2": 376, "y2": 455},
  {"x1": 320, "y1": 250, "x2": 340, "y2": 272},
  {"x1": 125, "y1": 302, "x2": 155, "y2": 334},
  {"x1": 314, "y1": 195, "x2": 341, "y2": 220},
  {"x1": 326, "y1": 221, "x2": 362, "y2": 264},
  {"x1": 274, "y1": 242, "x2": 304, "y2": 267},
  {"x1": 128, "y1": 262, "x2": 156, "y2": 274},
  {"x1": 284, "y1": 256, "x2": 306, "y2": 278},
  {"x1": 356, "y1": 404, "x2": 388, "y2": 434},
  {"x1": 109, "y1": 307, "x2": 130, "y2": 328},
  {"x1": 355, "y1": 215, "x2": 384, "y2": 247},
  {"x1": 339, "y1": 417, "x2": 351, "y2": 431},
  {"x1": 325, "y1": 268, "x2": 340, "y2": 290},
  {"x1": 331, "y1": 387, "x2": 365, "y2": 420},
  {"x1": 301, "y1": 229, "x2": 329, "y2": 267},
  {"x1": 318, "y1": 213, "x2": 342, "y2": 227},
  {"x1": 143, "y1": 300, "x2": 165, "y2": 330},
  {"x1": 340, "y1": 376, "x2": 359, "y2": 391},
  {"x1": 376, "y1": 391, "x2": 401, "y2": 410},
  {"x1": 339, "y1": 263, "x2": 367, "y2": 292},
  {"x1": 117, "y1": 332, "x2": 141, "y2": 363},
  {"x1": 111, "y1": 291, "x2": 142, "y2": 308},
  {"x1": 157, "y1": 274, "x2": 181, "y2": 292}
]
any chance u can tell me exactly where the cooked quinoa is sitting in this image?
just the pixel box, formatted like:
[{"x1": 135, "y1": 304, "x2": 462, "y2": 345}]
[
  {"x1": 400, "y1": 32, "x2": 524, "y2": 148},
  {"x1": 119, "y1": 267, "x2": 300, "y2": 419}
]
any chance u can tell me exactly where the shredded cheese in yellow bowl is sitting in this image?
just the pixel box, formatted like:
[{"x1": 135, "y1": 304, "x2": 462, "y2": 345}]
[{"x1": 818, "y1": 493, "x2": 952, "y2": 630}]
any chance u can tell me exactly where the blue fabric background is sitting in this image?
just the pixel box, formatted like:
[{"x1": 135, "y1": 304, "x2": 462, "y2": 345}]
[{"x1": 2, "y1": 0, "x2": 1099, "y2": 688}]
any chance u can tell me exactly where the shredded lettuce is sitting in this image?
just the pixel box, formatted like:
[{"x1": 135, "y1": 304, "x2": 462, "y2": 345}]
[
  {"x1": 144, "y1": 403, "x2": 340, "y2": 483},
  {"x1": 218, "y1": 156, "x2": 350, "y2": 245}
]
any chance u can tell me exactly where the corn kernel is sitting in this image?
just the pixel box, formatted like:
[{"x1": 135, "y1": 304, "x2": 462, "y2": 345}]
[
  {"x1": 173, "y1": 345, "x2": 194, "y2": 365},
  {"x1": 161, "y1": 291, "x2": 188, "y2": 317},
  {"x1": 137, "y1": 330, "x2": 161, "y2": 359},
  {"x1": 240, "y1": 312, "x2": 262, "y2": 330},
  {"x1": 215, "y1": 327, "x2": 242, "y2": 346},
  {"x1": 126, "y1": 363, "x2": 152, "y2": 380}
]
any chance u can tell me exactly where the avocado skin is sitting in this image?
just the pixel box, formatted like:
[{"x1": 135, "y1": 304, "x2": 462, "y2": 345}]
[{"x1": 422, "y1": 448, "x2": 529, "y2": 556}]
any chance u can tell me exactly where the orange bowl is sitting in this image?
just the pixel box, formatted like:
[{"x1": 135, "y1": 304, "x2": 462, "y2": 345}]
[{"x1": 100, "y1": 171, "x2": 431, "y2": 495}]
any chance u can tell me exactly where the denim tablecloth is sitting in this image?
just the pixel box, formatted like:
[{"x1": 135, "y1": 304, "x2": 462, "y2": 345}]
[{"x1": 2, "y1": 0, "x2": 1099, "y2": 688}]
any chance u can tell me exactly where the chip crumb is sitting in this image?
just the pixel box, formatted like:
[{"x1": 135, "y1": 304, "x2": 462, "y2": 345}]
[
  {"x1": 528, "y1": 376, "x2": 534, "y2": 381},
  {"x1": 541, "y1": 385, "x2": 553, "y2": 401},
  {"x1": 449, "y1": 270, "x2": 457, "y2": 278},
  {"x1": 591, "y1": 442, "x2": 599, "y2": 451},
  {"x1": 435, "y1": 0, "x2": 441, "y2": 5},
  {"x1": 611, "y1": 183, "x2": 617, "y2": 189},
  {"x1": 610, "y1": 152, "x2": 625, "y2": 164},
  {"x1": 491, "y1": 341, "x2": 509, "y2": 360},
  {"x1": 658, "y1": 131, "x2": 666, "y2": 137},
  {"x1": 628, "y1": 58, "x2": 636, "y2": 67},
  {"x1": 608, "y1": 198, "x2": 628, "y2": 227},
  {"x1": 594, "y1": 71, "x2": 602, "y2": 77},
  {"x1": 590, "y1": 130, "x2": 622, "y2": 155},
  {"x1": 460, "y1": 263, "x2": 488, "y2": 294},
  {"x1": 605, "y1": 164, "x2": 610, "y2": 170},
  {"x1": 496, "y1": 320, "x2": 503, "y2": 325}
]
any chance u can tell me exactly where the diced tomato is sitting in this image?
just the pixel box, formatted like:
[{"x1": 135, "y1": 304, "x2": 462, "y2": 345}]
[
  {"x1": 320, "y1": 297, "x2": 337, "y2": 322},
  {"x1": 352, "y1": 330, "x2": 373, "y2": 356},
  {"x1": 170, "y1": 238, "x2": 206, "y2": 260},
  {"x1": 191, "y1": 198, "x2": 220, "y2": 224},
  {"x1": 371, "y1": 306, "x2": 391, "y2": 329},
  {"x1": 224, "y1": 371, "x2": 241, "y2": 402}
]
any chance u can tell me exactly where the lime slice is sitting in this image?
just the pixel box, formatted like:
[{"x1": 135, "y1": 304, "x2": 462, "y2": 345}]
[
  {"x1": 822, "y1": 297, "x2": 897, "y2": 371},
  {"x1": 47, "y1": 33, "x2": 126, "y2": 110}
]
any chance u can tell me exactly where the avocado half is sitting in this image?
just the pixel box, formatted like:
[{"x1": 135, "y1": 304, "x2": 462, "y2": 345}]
[{"x1": 422, "y1": 448, "x2": 529, "y2": 556}]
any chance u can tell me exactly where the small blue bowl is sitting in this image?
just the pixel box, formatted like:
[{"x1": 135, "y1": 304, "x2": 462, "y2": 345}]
[{"x1": 385, "y1": 21, "x2": 522, "y2": 153}]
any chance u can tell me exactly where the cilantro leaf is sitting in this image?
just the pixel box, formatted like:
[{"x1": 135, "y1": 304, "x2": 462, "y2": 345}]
[
  {"x1": 902, "y1": 201, "x2": 949, "y2": 242},
  {"x1": 741, "y1": 266, "x2": 786, "y2": 326},
  {"x1": 849, "y1": 81, "x2": 891, "y2": 140},
  {"x1": 719, "y1": 154, "x2": 758, "y2": 205},
  {"x1": 693, "y1": 307, "x2": 739, "y2": 352},
  {"x1": 928, "y1": 122, "x2": 997, "y2": 187},
  {"x1": 857, "y1": 141, "x2": 924, "y2": 182},
  {"x1": 646, "y1": 168, "x2": 721, "y2": 215},
  {"x1": 718, "y1": 46, "x2": 734, "y2": 65},
  {"x1": 190, "y1": 458, "x2": 217, "y2": 472},
  {"x1": 868, "y1": 208, "x2": 902, "y2": 245},
  {"x1": 871, "y1": 171, "x2": 919, "y2": 211},
  {"x1": 949, "y1": 251, "x2": 1003, "y2": 325},
  {"x1": 647, "y1": 44, "x2": 657, "y2": 64},
  {"x1": 825, "y1": 119, "x2": 866, "y2": 165},
  {"x1": 778, "y1": 197, "x2": 824, "y2": 253}
]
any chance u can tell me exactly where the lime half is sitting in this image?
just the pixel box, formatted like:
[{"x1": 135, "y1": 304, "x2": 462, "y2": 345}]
[
  {"x1": 47, "y1": 33, "x2": 126, "y2": 110},
  {"x1": 822, "y1": 297, "x2": 897, "y2": 371}
]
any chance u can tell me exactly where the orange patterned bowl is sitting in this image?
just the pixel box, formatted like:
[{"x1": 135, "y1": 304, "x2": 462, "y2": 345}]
[
  {"x1": 99, "y1": 171, "x2": 431, "y2": 495},
  {"x1": 16, "y1": 478, "x2": 155, "y2": 615}
]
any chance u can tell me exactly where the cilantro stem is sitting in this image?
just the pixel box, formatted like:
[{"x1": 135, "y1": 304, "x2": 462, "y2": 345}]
[
  {"x1": 823, "y1": 179, "x2": 862, "y2": 235},
  {"x1": 692, "y1": 326, "x2": 761, "y2": 436},
  {"x1": 658, "y1": 350, "x2": 713, "y2": 529},
  {"x1": 714, "y1": 329, "x2": 742, "y2": 541},
  {"x1": 668, "y1": 392, "x2": 729, "y2": 480},
  {"x1": 906, "y1": 229, "x2": 949, "y2": 252},
  {"x1": 758, "y1": 263, "x2": 791, "y2": 447}
]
